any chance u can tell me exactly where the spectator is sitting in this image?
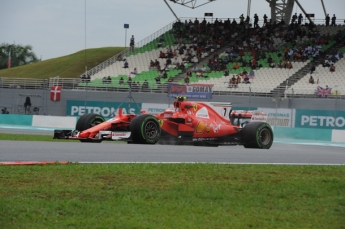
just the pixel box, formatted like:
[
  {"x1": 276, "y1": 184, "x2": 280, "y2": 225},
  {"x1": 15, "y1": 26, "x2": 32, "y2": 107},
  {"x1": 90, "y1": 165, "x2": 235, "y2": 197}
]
[
  {"x1": 323, "y1": 60, "x2": 331, "y2": 67},
  {"x1": 228, "y1": 76, "x2": 236, "y2": 88},
  {"x1": 106, "y1": 76, "x2": 111, "y2": 84},
  {"x1": 1, "y1": 107, "x2": 9, "y2": 114},
  {"x1": 270, "y1": 61, "x2": 276, "y2": 68},
  {"x1": 331, "y1": 14, "x2": 336, "y2": 26},
  {"x1": 325, "y1": 14, "x2": 330, "y2": 26},
  {"x1": 130, "y1": 68, "x2": 138, "y2": 75},
  {"x1": 130, "y1": 35, "x2": 135, "y2": 52},
  {"x1": 166, "y1": 58, "x2": 172, "y2": 66},
  {"x1": 159, "y1": 51, "x2": 166, "y2": 58},
  {"x1": 330, "y1": 64, "x2": 336, "y2": 72},
  {"x1": 184, "y1": 75, "x2": 190, "y2": 84},
  {"x1": 310, "y1": 65, "x2": 316, "y2": 74},
  {"x1": 191, "y1": 65, "x2": 198, "y2": 73},
  {"x1": 286, "y1": 61, "x2": 293, "y2": 69},
  {"x1": 298, "y1": 13, "x2": 303, "y2": 25},
  {"x1": 149, "y1": 60, "x2": 155, "y2": 68},
  {"x1": 168, "y1": 76, "x2": 173, "y2": 82},
  {"x1": 178, "y1": 62, "x2": 186, "y2": 72},
  {"x1": 102, "y1": 76, "x2": 107, "y2": 84},
  {"x1": 267, "y1": 56, "x2": 273, "y2": 64},
  {"x1": 237, "y1": 75, "x2": 242, "y2": 84},
  {"x1": 309, "y1": 76, "x2": 315, "y2": 84},
  {"x1": 142, "y1": 80, "x2": 149, "y2": 89},
  {"x1": 248, "y1": 69, "x2": 255, "y2": 78},
  {"x1": 224, "y1": 68, "x2": 229, "y2": 76},
  {"x1": 232, "y1": 75, "x2": 238, "y2": 88},
  {"x1": 291, "y1": 13, "x2": 297, "y2": 24},
  {"x1": 119, "y1": 77, "x2": 124, "y2": 84},
  {"x1": 243, "y1": 75, "x2": 251, "y2": 84},
  {"x1": 162, "y1": 71, "x2": 168, "y2": 79},
  {"x1": 253, "y1": 13, "x2": 259, "y2": 28},
  {"x1": 127, "y1": 76, "x2": 132, "y2": 85},
  {"x1": 263, "y1": 14, "x2": 268, "y2": 26},
  {"x1": 155, "y1": 76, "x2": 161, "y2": 84},
  {"x1": 116, "y1": 54, "x2": 123, "y2": 61},
  {"x1": 186, "y1": 69, "x2": 192, "y2": 77},
  {"x1": 201, "y1": 65, "x2": 207, "y2": 74},
  {"x1": 172, "y1": 57, "x2": 179, "y2": 66},
  {"x1": 123, "y1": 60, "x2": 129, "y2": 68},
  {"x1": 233, "y1": 62, "x2": 240, "y2": 70}
]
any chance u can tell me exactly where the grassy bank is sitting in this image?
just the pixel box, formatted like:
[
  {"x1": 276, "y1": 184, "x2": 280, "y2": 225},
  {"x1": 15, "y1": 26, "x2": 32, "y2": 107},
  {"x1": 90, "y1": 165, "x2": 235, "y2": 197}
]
[
  {"x1": 0, "y1": 47, "x2": 125, "y2": 79},
  {"x1": 0, "y1": 164, "x2": 344, "y2": 228}
]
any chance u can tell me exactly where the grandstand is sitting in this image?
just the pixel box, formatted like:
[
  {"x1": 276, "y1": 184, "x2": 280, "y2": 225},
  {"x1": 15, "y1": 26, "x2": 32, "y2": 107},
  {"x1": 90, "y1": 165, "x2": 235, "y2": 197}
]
[{"x1": 75, "y1": 17, "x2": 345, "y2": 99}]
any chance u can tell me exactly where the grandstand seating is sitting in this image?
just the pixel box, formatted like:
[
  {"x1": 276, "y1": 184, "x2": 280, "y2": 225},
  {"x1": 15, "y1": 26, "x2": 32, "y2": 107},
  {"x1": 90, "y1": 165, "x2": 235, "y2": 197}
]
[
  {"x1": 286, "y1": 51, "x2": 345, "y2": 96},
  {"x1": 80, "y1": 20, "x2": 345, "y2": 97}
]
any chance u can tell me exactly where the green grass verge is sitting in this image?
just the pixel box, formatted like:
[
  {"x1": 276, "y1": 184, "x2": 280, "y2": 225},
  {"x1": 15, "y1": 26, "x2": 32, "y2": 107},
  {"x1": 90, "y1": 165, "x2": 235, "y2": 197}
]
[
  {"x1": 0, "y1": 133, "x2": 63, "y2": 141},
  {"x1": 0, "y1": 133, "x2": 125, "y2": 143},
  {"x1": 0, "y1": 47, "x2": 125, "y2": 79},
  {"x1": 0, "y1": 164, "x2": 344, "y2": 228}
]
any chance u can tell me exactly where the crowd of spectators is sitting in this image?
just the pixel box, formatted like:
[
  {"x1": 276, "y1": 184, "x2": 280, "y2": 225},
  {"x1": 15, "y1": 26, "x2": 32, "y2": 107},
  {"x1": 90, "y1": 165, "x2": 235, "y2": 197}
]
[{"x1": 110, "y1": 12, "x2": 344, "y2": 89}]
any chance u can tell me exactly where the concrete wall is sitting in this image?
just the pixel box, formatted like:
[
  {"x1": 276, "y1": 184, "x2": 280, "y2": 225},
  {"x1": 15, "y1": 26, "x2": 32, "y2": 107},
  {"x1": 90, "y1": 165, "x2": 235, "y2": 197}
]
[{"x1": 1, "y1": 88, "x2": 344, "y2": 116}]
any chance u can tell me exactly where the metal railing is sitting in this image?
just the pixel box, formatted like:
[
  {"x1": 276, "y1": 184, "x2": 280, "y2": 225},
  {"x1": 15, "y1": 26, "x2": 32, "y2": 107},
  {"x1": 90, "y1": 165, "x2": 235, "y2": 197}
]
[
  {"x1": 81, "y1": 20, "x2": 177, "y2": 79},
  {"x1": 2, "y1": 77, "x2": 343, "y2": 99}
]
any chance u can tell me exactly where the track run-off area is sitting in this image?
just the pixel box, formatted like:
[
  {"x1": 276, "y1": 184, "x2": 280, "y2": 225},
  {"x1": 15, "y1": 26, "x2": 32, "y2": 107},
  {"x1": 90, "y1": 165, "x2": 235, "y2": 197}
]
[{"x1": 0, "y1": 125, "x2": 345, "y2": 165}]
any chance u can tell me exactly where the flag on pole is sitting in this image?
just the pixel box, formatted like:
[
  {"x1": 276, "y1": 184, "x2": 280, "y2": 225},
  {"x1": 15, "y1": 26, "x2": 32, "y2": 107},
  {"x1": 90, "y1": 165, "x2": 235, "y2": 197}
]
[{"x1": 7, "y1": 52, "x2": 11, "y2": 68}]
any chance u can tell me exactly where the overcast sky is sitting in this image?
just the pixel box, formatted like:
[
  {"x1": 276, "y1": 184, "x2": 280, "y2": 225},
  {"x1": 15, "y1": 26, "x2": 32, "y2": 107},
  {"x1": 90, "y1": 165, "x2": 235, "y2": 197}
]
[{"x1": 1, "y1": 0, "x2": 344, "y2": 60}]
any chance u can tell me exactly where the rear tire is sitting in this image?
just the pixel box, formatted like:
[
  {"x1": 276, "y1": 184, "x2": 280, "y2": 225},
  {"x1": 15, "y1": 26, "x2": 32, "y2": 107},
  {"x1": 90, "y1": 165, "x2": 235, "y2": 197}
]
[
  {"x1": 130, "y1": 115, "x2": 161, "y2": 144},
  {"x1": 76, "y1": 113, "x2": 105, "y2": 143},
  {"x1": 242, "y1": 122, "x2": 273, "y2": 149}
]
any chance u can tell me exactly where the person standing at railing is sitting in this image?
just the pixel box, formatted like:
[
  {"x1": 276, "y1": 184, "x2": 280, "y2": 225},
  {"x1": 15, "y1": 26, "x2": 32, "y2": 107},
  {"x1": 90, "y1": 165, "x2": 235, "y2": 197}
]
[
  {"x1": 331, "y1": 14, "x2": 336, "y2": 27},
  {"x1": 325, "y1": 14, "x2": 330, "y2": 26},
  {"x1": 291, "y1": 13, "x2": 297, "y2": 24},
  {"x1": 130, "y1": 35, "x2": 135, "y2": 52},
  {"x1": 263, "y1": 14, "x2": 268, "y2": 26},
  {"x1": 253, "y1": 14, "x2": 259, "y2": 28},
  {"x1": 298, "y1": 14, "x2": 303, "y2": 25}
]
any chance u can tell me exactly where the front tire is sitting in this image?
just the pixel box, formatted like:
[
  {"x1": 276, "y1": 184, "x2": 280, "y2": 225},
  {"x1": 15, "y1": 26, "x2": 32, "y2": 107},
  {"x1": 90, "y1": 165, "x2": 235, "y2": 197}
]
[
  {"x1": 130, "y1": 115, "x2": 161, "y2": 144},
  {"x1": 76, "y1": 113, "x2": 105, "y2": 143},
  {"x1": 242, "y1": 122, "x2": 273, "y2": 149}
]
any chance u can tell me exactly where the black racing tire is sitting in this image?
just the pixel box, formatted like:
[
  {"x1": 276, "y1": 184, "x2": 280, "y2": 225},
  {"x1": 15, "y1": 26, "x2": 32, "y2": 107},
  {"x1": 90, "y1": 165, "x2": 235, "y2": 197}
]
[
  {"x1": 242, "y1": 122, "x2": 273, "y2": 149},
  {"x1": 76, "y1": 113, "x2": 105, "y2": 143},
  {"x1": 129, "y1": 114, "x2": 161, "y2": 144}
]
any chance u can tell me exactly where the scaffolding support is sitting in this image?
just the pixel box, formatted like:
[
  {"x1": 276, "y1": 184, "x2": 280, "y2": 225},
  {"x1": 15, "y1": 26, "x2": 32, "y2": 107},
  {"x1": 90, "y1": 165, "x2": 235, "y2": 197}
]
[
  {"x1": 247, "y1": 0, "x2": 252, "y2": 18},
  {"x1": 163, "y1": 0, "x2": 180, "y2": 21},
  {"x1": 294, "y1": 0, "x2": 313, "y2": 24},
  {"x1": 320, "y1": 0, "x2": 327, "y2": 17}
]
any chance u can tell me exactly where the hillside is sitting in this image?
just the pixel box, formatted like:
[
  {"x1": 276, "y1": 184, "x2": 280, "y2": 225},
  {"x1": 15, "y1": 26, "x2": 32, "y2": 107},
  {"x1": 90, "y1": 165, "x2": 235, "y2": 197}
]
[{"x1": 0, "y1": 47, "x2": 125, "y2": 79}]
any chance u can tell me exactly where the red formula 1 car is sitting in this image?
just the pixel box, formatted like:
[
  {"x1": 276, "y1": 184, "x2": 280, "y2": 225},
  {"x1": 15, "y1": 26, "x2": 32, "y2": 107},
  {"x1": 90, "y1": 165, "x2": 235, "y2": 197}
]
[{"x1": 54, "y1": 97, "x2": 273, "y2": 148}]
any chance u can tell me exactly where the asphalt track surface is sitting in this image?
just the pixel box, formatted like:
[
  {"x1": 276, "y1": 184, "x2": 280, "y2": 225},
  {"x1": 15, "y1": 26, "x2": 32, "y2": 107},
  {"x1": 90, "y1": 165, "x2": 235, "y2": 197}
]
[{"x1": 1, "y1": 126, "x2": 345, "y2": 165}]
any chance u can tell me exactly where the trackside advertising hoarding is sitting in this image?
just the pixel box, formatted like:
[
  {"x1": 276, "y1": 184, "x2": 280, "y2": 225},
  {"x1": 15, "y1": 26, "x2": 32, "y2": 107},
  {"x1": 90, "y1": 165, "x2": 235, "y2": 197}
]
[
  {"x1": 295, "y1": 109, "x2": 345, "y2": 129},
  {"x1": 167, "y1": 83, "x2": 213, "y2": 99},
  {"x1": 258, "y1": 108, "x2": 295, "y2": 127},
  {"x1": 66, "y1": 100, "x2": 142, "y2": 118}
]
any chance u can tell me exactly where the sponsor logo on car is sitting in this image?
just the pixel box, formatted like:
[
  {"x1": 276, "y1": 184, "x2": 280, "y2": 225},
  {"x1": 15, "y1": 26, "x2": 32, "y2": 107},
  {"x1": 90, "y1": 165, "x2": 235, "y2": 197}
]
[
  {"x1": 158, "y1": 119, "x2": 164, "y2": 127},
  {"x1": 196, "y1": 121, "x2": 205, "y2": 133}
]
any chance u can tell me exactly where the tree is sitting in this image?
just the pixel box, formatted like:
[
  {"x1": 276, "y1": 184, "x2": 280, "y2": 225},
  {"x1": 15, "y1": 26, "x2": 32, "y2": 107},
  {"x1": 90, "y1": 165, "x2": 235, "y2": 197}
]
[{"x1": 0, "y1": 43, "x2": 39, "y2": 69}]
